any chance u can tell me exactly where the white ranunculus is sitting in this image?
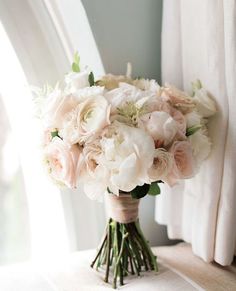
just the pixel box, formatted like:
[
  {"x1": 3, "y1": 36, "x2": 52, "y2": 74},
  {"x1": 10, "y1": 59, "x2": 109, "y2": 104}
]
[
  {"x1": 185, "y1": 111, "x2": 202, "y2": 127},
  {"x1": 60, "y1": 95, "x2": 110, "y2": 144},
  {"x1": 65, "y1": 70, "x2": 90, "y2": 93},
  {"x1": 100, "y1": 122, "x2": 155, "y2": 194},
  {"x1": 193, "y1": 88, "x2": 217, "y2": 117},
  {"x1": 105, "y1": 83, "x2": 153, "y2": 114},
  {"x1": 43, "y1": 89, "x2": 78, "y2": 129},
  {"x1": 188, "y1": 130, "x2": 211, "y2": 169},
  {"x1": 148, "y1": 148, "x2": 173, "y2": 181},
  {"x1": 139, "y1": 111, "x2": 178, "y2": 146}
]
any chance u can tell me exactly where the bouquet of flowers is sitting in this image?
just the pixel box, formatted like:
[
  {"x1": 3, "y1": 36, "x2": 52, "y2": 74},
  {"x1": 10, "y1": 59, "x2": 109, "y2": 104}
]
[{"x1": 35, "y1": 53, "x2": 216, "y2": 288}]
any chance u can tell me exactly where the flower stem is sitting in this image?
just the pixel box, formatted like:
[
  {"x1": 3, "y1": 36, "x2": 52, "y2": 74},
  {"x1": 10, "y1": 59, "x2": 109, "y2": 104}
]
[{"x1": 90, "y1": 218, "x2": 158, "y2": 289}]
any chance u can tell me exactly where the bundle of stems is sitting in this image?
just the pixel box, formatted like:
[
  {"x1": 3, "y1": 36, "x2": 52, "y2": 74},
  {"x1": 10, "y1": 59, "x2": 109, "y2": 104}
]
[{"x1": 91, "y1": 218, "x2": 158, "y2": 289}]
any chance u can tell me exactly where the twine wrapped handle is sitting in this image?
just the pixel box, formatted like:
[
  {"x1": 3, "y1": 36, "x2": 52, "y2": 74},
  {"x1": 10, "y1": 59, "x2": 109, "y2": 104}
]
[{"x1": 106, "y1": 192, "x2": 140, "y2": 223}]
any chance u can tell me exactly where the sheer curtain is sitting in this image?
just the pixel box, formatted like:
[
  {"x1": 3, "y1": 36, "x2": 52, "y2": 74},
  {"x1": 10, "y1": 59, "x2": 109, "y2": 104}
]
[
  {"x1": 0, "y1": 0, "x2": 105, "y2": 262},
  {"x1": 156, "y1": 0, "x2": 236, "y2": 266}
]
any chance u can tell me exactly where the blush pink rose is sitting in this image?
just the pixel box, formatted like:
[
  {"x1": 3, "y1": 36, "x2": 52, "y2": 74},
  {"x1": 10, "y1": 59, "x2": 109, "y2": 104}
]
[
  {"x1": 44, "y1": 137, "x2": 83, "y2": 188},
  {"x1": 165, "y1": 141, "x2": 195, "y2": 186}
]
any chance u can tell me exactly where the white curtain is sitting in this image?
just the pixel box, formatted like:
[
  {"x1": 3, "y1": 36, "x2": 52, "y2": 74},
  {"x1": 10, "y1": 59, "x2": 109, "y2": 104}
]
[
  {"x1": 156, "y1": 0, "x2": 236, "y2": 266},
  {"x1": 0, "y1": 0, "x2": 105, "y2": 260}
]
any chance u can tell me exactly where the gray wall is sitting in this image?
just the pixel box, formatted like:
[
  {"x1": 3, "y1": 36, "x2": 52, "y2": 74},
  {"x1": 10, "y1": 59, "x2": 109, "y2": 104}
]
[
  {"x1": 82, "y1": 0, "x2": 162, "y2": 81},
  {"x1": 82, "y1": 0, "x2": 171, "y2": 246}
]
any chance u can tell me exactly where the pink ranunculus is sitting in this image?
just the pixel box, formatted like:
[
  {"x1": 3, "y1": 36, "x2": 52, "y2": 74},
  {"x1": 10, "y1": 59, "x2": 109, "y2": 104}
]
[
  {"x1": 44, "y1": 137, "x2": 83, "y2": 188},
  {"x1": 165, "y1": 141, "x2": 195, "y2": 186}
]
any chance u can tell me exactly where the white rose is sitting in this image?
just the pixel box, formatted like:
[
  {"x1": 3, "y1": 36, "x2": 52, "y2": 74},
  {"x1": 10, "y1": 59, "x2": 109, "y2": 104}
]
[
  {"x1": 60, "y1": 95, "x2": 110, "y2": 144},
  {"x1": 139, "y1": 111, "x2": 178, "y2": 146},
  {"x1": 65, "y1": 70, "x2": 90, "y2": 93},
  {"x1": 105, "y1": 83, "x2": 153, "y2": 114},
  {"x1": 43, "y1": 89, "x2": 77, "y2": 129},
  {"x1": 193, "y1": 88, "x2": 217, "y2": 117},
  {"x1": 100, "y1": 122, "x2": 155, "y2": 194},
  {"x1": 148, "y1": 148, "x2": 173, "y2": 181},
  {"x1": 188, "y1": 130, "x2": 211, "y2": 169}
]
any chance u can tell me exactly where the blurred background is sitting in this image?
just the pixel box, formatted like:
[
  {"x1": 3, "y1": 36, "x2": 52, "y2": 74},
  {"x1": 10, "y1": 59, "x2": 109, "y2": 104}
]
[{"x1": 0, "y1": 0, "x2": 170, "y2": 266}]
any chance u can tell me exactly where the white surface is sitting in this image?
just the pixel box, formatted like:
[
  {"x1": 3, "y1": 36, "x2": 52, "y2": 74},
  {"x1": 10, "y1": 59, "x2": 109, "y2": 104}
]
[
  {"x1": 156, "y1": 0, "x2": 236, "y2": 266},
  {"x1": 0, "y1": 250, "x2": 200, "y2": 291}
]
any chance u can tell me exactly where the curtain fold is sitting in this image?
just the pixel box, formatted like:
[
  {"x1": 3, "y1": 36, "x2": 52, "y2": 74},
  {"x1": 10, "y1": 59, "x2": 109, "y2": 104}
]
[
  {"x1": 156, "y1": 0, "x2": 236, "y2": 265},
  {"x1": 0, "y1": 0, "x2": 106, "y2": 257}
]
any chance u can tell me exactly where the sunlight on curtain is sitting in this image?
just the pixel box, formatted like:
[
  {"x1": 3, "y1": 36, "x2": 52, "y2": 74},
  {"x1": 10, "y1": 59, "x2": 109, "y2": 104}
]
[{"x1": 0, "y1": 21, "x2": 70, "y2": 263}]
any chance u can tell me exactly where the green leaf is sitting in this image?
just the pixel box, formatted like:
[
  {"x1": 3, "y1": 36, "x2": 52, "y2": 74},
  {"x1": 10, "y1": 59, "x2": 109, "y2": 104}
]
[
  {"x1": 186, "y1": 125, "x2": 202, "y2": 137},
  {"x1": 131, "y1": 184, "x2": 150, "y2": 199},
  {"x1": 72, "y1": 62, "x2": 80, "y2": 73},
  {"x1": 88, "y1": 71, "x2": 95, "y2": 86},
  {"x1": 148, "y1": 182, "x2": 161, "y2": 196},
  {"x1": 51, "y1": 130, "x2": 59, "y2": 139}
]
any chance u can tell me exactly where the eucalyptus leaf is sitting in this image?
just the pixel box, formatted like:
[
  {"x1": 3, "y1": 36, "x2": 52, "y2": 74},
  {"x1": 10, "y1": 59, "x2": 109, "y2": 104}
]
[
  {"x1": 131, "y1": 184, "x2": 150, "y2": 199},
  {"x1": 148, "y1": 182, "x2": 161, "y2": 196}
]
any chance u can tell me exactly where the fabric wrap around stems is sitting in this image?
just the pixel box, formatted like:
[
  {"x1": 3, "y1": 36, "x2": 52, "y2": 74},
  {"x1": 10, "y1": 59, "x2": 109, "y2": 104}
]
[{"x1": 106, "y1": 192, "x2": 140, "y2": 223}]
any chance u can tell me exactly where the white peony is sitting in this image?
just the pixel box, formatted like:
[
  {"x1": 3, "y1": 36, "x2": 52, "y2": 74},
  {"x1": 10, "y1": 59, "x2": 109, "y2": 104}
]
[
  {"x1": 82, "y1": 164, "x2": 109, "y2": 201},
  {"x1": 100, "y1": 122, "x2": 155, "y2": 194},
  {"x1": 60, "y1": 95, "x2": 110, "y2": 144},
  {"x1": 139, "y1": 111, "x2": 178, "y2": 146},
  {"x1": 65, "y1": 70, "x2": 90, "y2": 93},
  {"x1": 193, "y1": 88, "x2": 217, "y2": 117},
  {"x1": 188, "y1": 130, "x2": 211, "y2": 169}
]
